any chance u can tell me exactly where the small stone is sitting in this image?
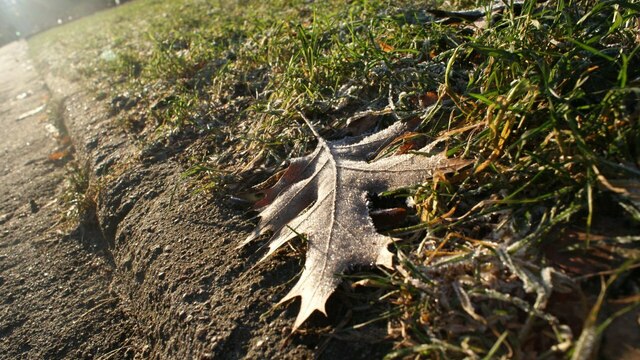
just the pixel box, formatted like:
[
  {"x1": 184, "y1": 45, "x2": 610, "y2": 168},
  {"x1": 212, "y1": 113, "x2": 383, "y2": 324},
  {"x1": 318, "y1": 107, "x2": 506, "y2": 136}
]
[
  {"x1": 29, "y1": 199, "x2": 39, "y2": 213},
  {"x1": 0, "y1": 213, "x2": 12, "y2": 225},
  {"x1": 200, "y1": 352, "x2": 214, "y2": 360},
  {"x1": 196, "y1": 326, "x2": 207, "y2": 340},
  {"x1": 121, "y1": 256, "x2": 133, "y2": 270},
  {"x1": 152, "y1": 245, "x2": 163, "y2": 255}
]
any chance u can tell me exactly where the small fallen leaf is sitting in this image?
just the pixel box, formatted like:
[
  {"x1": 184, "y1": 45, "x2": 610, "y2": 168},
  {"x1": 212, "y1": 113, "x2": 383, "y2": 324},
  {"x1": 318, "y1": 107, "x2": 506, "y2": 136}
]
[
  {"x1": 378, "y1": 41, "x2": 394, "y2": 52},
  {"x1": 48, "y1": 150, "x2": 70, "y2": 161},
  {"x1": 344, "y1": 108, "x2": 393, "y2": 136},
  {"x1": 419, "y1": 91, "x2": 439, "y2": 108}
]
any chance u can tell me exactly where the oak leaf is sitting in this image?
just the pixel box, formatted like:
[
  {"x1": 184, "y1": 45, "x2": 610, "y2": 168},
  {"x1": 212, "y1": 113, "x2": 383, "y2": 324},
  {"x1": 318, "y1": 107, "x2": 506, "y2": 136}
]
[{"x1": 244, "y1": 119, "x2": 471, "y2": 329}]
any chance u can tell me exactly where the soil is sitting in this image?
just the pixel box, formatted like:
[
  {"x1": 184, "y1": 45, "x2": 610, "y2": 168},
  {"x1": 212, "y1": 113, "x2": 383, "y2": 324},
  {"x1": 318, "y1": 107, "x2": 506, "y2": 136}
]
[
  {"x1": 0, "y1": 40, "x2": 134, "y2": 359},
  {"x1": 0, "y1": 40, "x2": 392, "y2": 359}
]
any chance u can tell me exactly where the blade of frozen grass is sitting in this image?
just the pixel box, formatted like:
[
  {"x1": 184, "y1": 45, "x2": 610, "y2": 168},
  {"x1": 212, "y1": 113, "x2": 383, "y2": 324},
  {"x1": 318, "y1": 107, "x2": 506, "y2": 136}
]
[{"x1": 482, "y1": 331, "x2": 509, "y2": 360}]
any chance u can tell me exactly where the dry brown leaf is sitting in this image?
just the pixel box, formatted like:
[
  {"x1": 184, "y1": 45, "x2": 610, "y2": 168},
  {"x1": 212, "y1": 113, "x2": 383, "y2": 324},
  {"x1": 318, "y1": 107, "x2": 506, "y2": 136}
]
[
  {"x1": 419, "y1": 91, "x2": 439, "y2": 108},
  {"x1": 378, "y1": 41, "x2": 394, "y2": 52},
  {"x1": 244, "y1": 119, "x2": 471, "y2": 330},
  {"x1": 48, "y1": 150, "x2": 69, "y2": 161}
]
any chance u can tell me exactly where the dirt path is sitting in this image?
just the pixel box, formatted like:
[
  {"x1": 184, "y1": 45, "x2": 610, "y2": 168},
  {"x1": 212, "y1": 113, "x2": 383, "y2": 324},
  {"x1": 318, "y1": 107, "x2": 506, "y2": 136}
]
[{"x1": 0, "y1": 41, "x2": 133, "y2": 359}]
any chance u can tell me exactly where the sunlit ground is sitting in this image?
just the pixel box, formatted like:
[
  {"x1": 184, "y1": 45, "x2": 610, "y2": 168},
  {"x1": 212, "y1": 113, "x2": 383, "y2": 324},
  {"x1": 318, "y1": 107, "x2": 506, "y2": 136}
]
[{"x1": 0, "y1": 0, "x2": 123, "y2": 45}]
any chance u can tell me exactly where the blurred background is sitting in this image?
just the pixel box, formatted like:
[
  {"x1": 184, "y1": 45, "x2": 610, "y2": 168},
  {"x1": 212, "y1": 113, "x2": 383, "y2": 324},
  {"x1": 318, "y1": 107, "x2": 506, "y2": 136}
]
[{"x1": 0, "y1": 0, "x2": 131, "y2": 46}]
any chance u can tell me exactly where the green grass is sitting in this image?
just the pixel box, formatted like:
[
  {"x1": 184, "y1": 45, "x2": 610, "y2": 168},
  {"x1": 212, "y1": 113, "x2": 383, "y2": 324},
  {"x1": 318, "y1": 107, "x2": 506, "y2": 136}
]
[
  {"x1": 60, "y1": 159, "x2": 99, "y2": 225},
  {"x1": 29, "y1": 0, "x2": 640, "y2": 358}
]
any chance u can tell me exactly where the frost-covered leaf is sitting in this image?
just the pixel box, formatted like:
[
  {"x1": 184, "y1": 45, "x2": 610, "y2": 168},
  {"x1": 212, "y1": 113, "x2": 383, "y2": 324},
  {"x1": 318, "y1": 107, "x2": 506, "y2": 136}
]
[{"x1": 245, "y1": 119, "x2": 471, "y2": 330}]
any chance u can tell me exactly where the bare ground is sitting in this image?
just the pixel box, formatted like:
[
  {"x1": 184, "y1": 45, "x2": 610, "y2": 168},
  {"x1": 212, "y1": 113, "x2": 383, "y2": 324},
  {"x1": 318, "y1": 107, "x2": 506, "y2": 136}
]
[
  {"x1": 0, "y1": 41, "x2": 392, "y2": 359},
  {"x1": 0, "y1": 40, "x2": 134, "y2": 359}
]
